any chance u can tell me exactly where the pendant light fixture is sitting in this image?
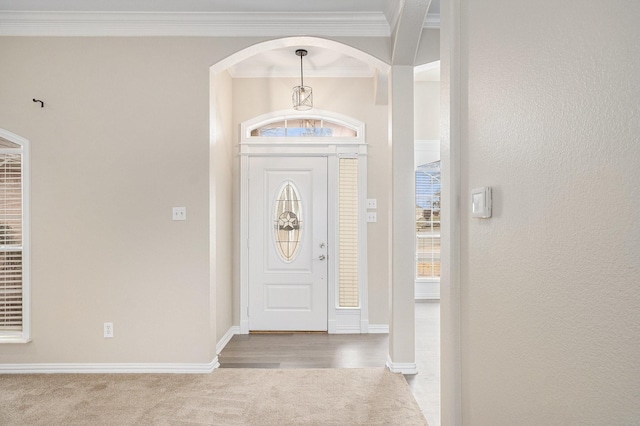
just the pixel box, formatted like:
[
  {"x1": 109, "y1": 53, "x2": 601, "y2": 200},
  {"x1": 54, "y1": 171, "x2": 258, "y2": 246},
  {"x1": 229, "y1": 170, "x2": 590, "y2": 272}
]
[{"x1": 292, "y1": 49, "x2": 313, "y2": 110}]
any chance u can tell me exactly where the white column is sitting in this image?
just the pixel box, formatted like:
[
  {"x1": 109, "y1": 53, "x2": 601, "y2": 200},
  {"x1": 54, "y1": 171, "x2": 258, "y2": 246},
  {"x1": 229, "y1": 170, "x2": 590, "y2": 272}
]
[{"x1": 387, "y1": 65, "x2": 417, "y2": 374}]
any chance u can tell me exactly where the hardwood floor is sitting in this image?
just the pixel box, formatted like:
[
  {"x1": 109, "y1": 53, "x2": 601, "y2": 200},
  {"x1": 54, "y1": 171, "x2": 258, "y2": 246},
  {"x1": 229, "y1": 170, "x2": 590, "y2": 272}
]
[{"x1": 219, "y1": 301, "x2": 441, "y2": 426}]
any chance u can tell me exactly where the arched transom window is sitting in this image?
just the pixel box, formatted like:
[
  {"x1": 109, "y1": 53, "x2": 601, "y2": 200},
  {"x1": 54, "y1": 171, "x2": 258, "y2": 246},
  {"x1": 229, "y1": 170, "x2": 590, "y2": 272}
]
[
  {"x1": 250, "y1": 118, "x2": 357, "y2": 138},
  {"x1": 241, "y1": 110, "x2": 365, "y2": 144}
]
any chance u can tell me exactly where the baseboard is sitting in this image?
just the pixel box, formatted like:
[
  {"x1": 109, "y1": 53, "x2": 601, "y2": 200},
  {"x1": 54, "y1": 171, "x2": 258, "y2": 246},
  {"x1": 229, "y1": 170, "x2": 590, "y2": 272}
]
[
  {"x1": 386, "y1": 355, "x2": 418, "y2": 375},
  {"x1": 367, "y1": 324, "x2": 389, "y2": 334},
  {"x1": 216, "y1": 325, "x2": 240, "y2": 354},
  {"x1": 333, "y1": 325, "x2": 362, "y2": 334},
  {"x1": 0, "y1": 357, "x2": 219, "y2": 374}
]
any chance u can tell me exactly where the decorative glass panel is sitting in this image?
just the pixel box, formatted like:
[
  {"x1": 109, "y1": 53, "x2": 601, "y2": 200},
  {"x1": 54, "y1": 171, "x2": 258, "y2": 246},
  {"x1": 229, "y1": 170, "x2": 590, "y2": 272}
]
[{"x1": 273, "y1": 181, "x2": 303, "y2": 262}]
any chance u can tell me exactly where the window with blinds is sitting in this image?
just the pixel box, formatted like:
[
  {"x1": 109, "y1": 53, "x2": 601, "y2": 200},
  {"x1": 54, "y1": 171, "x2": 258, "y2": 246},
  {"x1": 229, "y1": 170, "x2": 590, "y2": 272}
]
[
  {"x1": 416, "y1": 161, "x2": 441, "y2": 279},
  {"x1": 338, "y1": 158, "x2": 359, "y2": 308},
  {"x1": 0, "y1": 137, "x2": 25, "y2": 335}
]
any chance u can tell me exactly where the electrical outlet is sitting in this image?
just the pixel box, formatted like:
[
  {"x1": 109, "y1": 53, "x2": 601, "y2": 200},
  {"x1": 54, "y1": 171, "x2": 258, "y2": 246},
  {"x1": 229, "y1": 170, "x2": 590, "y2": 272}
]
[
  {"x1": 172, "y1": 207, "x2": 187, "y2": 221},
  {"x1": 104, "y1": 322, "x2": 113, "y2": 338}
]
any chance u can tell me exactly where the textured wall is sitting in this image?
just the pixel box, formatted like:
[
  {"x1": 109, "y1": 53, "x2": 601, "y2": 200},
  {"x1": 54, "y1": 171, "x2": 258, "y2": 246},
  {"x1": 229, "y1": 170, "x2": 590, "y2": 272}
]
[{"x1": 459, "y1": 1, "x2": 640, "y2": 423}]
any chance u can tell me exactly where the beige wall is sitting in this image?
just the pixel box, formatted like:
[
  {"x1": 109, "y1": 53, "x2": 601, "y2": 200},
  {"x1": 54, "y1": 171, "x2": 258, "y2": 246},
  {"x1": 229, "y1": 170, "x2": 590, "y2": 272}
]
[
  {"x1": 450, "y1": 1, "x2": 640, "y2": 423},
  {"x1": 0, "y1": 38, "x2": 215, "y2": 363},
  {"x1": 212, "y1": 70, "x2": 234, "y2": 346},
  {"x1": 0, "y1": 36, "x2": 397, "y2": 364},
  {"x1": 231, "y1": 77, "x2": 390, "y2": 325}
]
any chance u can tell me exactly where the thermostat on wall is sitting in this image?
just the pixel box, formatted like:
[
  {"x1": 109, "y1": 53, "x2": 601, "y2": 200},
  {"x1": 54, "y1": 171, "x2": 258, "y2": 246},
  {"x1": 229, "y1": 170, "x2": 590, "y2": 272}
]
[{"x1": 471, "y1": 187, "x2": 492, "y2": 218}]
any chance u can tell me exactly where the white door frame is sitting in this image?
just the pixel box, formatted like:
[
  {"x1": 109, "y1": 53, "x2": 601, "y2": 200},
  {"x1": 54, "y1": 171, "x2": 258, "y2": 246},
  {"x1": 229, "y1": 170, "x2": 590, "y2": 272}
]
[{"x1": 239, "y1": 109, "x2": 369, "y2": 334}]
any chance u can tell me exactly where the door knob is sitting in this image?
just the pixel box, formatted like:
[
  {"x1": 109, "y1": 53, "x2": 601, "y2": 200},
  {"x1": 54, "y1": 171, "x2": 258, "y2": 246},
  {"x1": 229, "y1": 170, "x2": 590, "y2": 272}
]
[
  {"x1": 319, "y1": 243, "x2": 325, "y2": 248},
  {"x1": 318, "y1": 254, "x2": 326, "y2": 261}
]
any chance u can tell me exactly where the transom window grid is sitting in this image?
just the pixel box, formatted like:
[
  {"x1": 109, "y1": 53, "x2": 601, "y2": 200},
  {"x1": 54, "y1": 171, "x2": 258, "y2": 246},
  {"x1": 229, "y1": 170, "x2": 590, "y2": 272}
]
[
  {"x1": 250, "y1": 118, "x2": 358, "y2": 138},
  {"x1": 416, "y1": 161, "x2": 441, "y2": 279}
]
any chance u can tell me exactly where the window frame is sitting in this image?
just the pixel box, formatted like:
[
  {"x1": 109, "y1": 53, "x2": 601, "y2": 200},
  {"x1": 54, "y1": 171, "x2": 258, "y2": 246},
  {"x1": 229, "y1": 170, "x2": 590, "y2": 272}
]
[{"x1": 0, "y1": 129, "x2": 30, "y2": 344}]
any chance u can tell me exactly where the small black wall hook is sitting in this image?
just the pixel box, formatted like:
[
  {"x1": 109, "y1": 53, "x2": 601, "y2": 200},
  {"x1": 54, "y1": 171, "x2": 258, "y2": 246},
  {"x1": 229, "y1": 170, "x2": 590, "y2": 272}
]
[{"x1": 33, "y1": 98, "x2": 44, "y2": 108}]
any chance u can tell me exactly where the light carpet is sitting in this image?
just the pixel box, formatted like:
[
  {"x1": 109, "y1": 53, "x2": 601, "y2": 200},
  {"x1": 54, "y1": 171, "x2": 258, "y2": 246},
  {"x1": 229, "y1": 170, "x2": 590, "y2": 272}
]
[{"x1": 0, "y1": 368, "x2": 428, "y2": 425}]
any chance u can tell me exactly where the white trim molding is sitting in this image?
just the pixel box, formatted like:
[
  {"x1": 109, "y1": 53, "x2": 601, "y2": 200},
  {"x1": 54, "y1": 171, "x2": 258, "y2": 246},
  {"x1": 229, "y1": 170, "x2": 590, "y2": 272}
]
[
  {"x1": 386, "y1": 356, "x2": 418, "y2": 375},
  {"x1": 0, "y1": 358, "x2": 220, "y2": 374},
  {"x1": 0, "y1": 128, "x2": 30, "y2": 344},
  {"x1": 0, "y1": 10, "x2": 440, "y2": 37},
  {"x1": 0, "y1": 11, "x2": 390, "y2": 37},
  {"x1": 216, "y1": 326, "x2": 240, "y2": 355},
  {"x1": 368, "y1": 324, "x2": 390, "y2": 334},
  {"x1": 424, "y1": 13, "x2": 441, "y2": 29}
]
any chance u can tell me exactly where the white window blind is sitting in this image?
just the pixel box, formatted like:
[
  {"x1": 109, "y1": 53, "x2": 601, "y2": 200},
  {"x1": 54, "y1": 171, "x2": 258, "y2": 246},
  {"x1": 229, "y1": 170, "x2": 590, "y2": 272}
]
[
  {"x1": 416, "y1": 162, "x2": 441, "y2": 279},
  {"x1": 338, "y1": 158, "x2": 359, "y2": 308},
  {"x1": 0, "y1": 145, "x2": 23, "y2": 332}
]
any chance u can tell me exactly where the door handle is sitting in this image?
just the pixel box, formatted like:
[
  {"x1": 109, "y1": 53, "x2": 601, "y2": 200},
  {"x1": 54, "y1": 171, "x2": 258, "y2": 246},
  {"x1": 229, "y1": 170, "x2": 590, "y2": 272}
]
[{"x1": 318, "y1": 254, "x2": 326, "y2": 261}]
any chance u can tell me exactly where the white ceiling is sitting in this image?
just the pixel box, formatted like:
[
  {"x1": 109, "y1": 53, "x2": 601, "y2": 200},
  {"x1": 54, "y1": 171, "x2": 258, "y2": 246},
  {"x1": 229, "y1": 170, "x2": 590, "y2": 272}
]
[
  {"x1": 0, "y1": 0, "x2": 440, "y2": 80},
  {"x1": 228, "y1": 46, "x2": 377, "y2": 79}
]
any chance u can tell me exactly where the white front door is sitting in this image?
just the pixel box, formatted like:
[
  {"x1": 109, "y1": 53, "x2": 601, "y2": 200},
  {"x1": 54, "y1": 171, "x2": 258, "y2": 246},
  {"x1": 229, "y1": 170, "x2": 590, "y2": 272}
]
[{"x1": 248, "y1": 156, "x2": 328, "y2": 331}]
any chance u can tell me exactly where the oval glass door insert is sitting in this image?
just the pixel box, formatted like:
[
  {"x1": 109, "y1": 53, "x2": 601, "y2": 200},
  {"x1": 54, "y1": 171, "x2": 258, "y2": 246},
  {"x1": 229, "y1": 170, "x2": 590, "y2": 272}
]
[{"x1": 273, "y1": 180, "x2": 303, "y2": 262}]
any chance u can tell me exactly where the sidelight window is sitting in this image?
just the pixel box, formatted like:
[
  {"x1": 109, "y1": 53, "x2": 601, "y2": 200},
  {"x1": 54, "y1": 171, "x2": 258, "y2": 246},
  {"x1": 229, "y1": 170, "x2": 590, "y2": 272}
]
[{"x1": 338, "y1": 158, "x2": 359, "y2": 308}]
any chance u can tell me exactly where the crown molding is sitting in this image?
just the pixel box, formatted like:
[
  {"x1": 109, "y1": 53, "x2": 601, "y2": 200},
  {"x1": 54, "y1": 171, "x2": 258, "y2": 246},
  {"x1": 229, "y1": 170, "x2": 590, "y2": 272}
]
[
  {"x1": 0, "y1": 11, "x2": 391, "y2": 37},
  {"x1": 424, "y1": 13, "x2": 440, "y2": 29},
  {"x1": 384, "y1": 0, "x2": 403, "y2": 33}
]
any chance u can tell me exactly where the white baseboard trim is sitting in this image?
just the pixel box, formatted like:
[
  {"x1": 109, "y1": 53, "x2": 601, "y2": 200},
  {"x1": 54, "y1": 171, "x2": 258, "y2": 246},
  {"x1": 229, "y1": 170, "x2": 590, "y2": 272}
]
[
  {"x1": 367, "y1": 324, "x2": 389, "y2": 334},
  {"x1": 333, "y1": 325, "x2": 362, "y2": 334},
  {"x1": 386, "y1": 355, "x2": 418, "y2": 375},
  {"x1": 0, "y1": 357, "x2": 220, "y2": 374},
  {"x1": 216, "y1": 325, "x2": 240, "y2": 354}
]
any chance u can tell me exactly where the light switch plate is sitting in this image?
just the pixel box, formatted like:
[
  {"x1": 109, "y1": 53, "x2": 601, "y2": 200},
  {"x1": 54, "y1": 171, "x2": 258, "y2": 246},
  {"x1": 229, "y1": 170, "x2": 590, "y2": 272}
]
[
  {"x1": 367, "y1": 198, "x2": 377, "y2": 209},
  {"x1": 471, "y1": 187, "x2": 492, "y2": 218},
  {"x1": 366, "y1": 212, "x2": 377, "y2": 222},
  {"x1": 172, "y1": 207, "x2": 187, "y2": 221}
]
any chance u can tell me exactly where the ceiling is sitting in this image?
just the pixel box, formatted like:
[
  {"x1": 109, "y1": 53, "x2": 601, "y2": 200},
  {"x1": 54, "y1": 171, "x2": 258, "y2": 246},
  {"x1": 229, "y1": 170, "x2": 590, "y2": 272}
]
[{"x1": 0, "y1": 0, "x2": 440, "y2": 80}]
